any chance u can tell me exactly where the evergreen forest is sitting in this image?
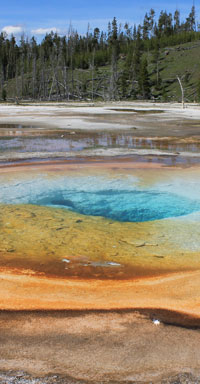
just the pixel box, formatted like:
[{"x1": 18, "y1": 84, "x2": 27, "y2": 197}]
[{"x1": 1, "y1": 6, "x2": 200, "y2": 102}]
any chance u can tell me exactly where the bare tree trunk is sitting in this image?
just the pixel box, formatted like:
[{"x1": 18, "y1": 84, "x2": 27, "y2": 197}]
[
  {"x1": 109, "y1": 48, "x2": 118, "y2": 100},
  {"x1": 91, "y1": 49, "x2": 95, "y2": 101},
  {"x1": 177, "y1": 75, "x2": 185, "y2": 109},
  {"x1": 49, "y1": 74, "x2": 55, "y2": 100},
  {"x1": 1, "y1": 63, "x2": 4, "y2": 96},
  {"x1": 32, "y1": 55, "x2": 36, "y2": 99},
  {"x1": 63, "y1": 66, "x2": 69, "y2": 100},
  {"x1": 55, "y1": 67, "x2": 61, "y2": 100},
  {"x1": 71, "y1": 54, "x2": 74, "y2": 99},
  {"x1": 156, "y1": 61, "x2": 159, "y2": 85},
  {"x1": 21, "y1": 49, "x2": 24, "y2": 97}
]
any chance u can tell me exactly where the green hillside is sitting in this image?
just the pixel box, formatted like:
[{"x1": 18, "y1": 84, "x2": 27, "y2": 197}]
[{"x1": 148, "y1": 41, "x2": 200, "y2": 102}]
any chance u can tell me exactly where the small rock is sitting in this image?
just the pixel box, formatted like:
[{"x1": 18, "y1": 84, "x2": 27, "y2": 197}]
[
  {"x1": 107, "y1": 261, "x2": 121, "y2": 266},
  {"x1": 153, "y1": 319, "x2": 160, "y2": 325},
  {"x1": 135, "y1": 242, "x2": 146, "y2": 247},
  {"x1": 154, "y1": 255, "x2": 165, "y2": 259},
  {"x1": 62, "y1": 258, "x2": 70, "y2": 263}
]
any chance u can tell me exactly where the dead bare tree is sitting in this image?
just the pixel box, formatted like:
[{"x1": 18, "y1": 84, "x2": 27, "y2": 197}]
[{"x1": 177, "y1": 75, "x2": 185, "y2": 109}]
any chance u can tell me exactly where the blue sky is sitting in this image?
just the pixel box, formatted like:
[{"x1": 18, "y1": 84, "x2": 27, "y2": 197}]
[{"x1": 0, "y1": 0, "x2": 198, "y2": 39}]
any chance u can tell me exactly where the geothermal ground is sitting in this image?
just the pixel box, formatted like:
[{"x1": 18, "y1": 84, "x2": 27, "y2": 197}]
[{"x1": 1, "y1": 101, "x2": 200, "y2": 383}]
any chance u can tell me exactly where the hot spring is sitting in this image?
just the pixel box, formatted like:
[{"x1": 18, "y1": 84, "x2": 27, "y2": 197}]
[{"x1": 1, "y1": 173, "x2": 200, "y2": 222}]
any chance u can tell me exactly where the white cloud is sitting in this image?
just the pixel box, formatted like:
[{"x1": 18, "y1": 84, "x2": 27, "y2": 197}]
[
  {"x1": 31, "y1": 27, "x2": 60, "y2": 35},
  {"x1": 2, "y1": 25, "x2": 23, "y2": 35}
]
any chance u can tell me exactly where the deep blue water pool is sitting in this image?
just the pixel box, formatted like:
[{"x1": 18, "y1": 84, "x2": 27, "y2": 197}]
[
  {"x1": 1, "y1": 175, "x2": 200, "y2": 222},
  {"x1": 34, "y1": 189, "x2": 200, "y2": 222}
]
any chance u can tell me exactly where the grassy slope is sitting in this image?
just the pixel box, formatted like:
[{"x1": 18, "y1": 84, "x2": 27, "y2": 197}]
[{"x1": 149, "y1": 41, "x2": 200, "y2": 102}]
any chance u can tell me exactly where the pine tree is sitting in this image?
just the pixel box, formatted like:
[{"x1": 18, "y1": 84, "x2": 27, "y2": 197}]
[
  {"x1": 109, "y1": 17, "x2": 119, "y2": 100},
  {"x1": 174, "y1": 10, "x2": 180, "y2": 32},
  {"x1": 133, "y1": 25, "x2": 137, "y2": 40},
  {"x1": 143, "y1": 13, "x2": 150, "y2": 40},
  {"x1": 120, "y1": 69, "x2": 128, "y2": 98},
  {"x1": 185, "y1": 6, "x2": 196, "y2": 31},
  {"x1": 111, "y1": 17, "x2": 118, "y2": 42},
  {"x1": 143, "y1": 9, "x2": 155, "y2": 39},
  {"x1": 2, "y1": 87, "x2": 6, "y2": 101},
  {"x1": 158, "y1": 11, "x2": 173, "y2": 36},
  {"x1": 149, "y1": 9, "x2": 155, "y2": 37},
  {"x1": 139, "y1": 57, "x2": 150, "y2": 99}
]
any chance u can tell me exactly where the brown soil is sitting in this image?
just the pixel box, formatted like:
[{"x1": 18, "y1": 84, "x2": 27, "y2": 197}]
[{"x1": 1, "y1": 309, "x2": 200, "y2": 383}]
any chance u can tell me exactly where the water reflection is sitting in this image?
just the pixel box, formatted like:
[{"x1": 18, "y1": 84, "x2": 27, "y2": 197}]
[
  {"x1": 1, "y1": 131, "x2": 200, "y2": 154},
  {"x1": 1, "y1": 123, "x2": 200, "y2": 166}
]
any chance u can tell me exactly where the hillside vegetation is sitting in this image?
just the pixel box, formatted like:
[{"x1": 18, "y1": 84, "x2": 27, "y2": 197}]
[{"x1": 1, "y1": 5, "x2": 200, "y2": 103}]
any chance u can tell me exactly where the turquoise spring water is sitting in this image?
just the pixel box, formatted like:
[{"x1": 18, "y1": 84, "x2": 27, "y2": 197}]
[
  {"x1": 1, "y1": 174, "x2": 200, "y2": 222},
  {"x1": 34, "y1": 189, "x2": 200, "y2": 222}
]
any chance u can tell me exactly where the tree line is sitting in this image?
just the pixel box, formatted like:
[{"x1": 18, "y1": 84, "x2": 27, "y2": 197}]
[{"x1": 0, "y1": 5, "x2": 200, "y2": 102}]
